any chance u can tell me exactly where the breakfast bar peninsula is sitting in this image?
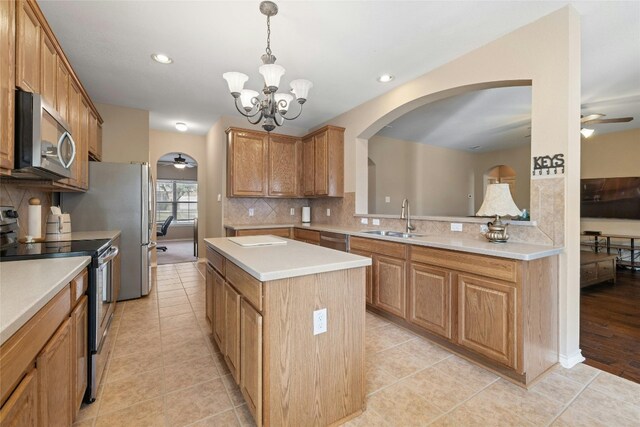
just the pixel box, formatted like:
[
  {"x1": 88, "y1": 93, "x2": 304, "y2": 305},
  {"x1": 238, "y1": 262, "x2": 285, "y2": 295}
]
[{"x1": 204, "y1": 236, "x2": 371, "y2": 427}]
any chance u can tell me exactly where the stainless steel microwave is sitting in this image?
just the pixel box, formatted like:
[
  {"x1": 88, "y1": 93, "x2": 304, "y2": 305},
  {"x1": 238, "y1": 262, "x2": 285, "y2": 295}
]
[{"x1": 13, "y1": 90, "x2": 76, "y2": 180}]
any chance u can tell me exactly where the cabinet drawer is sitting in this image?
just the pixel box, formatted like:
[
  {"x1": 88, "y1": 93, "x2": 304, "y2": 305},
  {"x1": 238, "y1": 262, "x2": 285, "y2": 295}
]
[
  {"x1": 0, "y1": 285, "x2": 70, "y2": 405},
  {"x1": 580, "y1": 263, "x2": 597, "y2": 282},
  {"x1": 206, "y1": 246, "x2": 225, "y2": 276},
  {"x1": 411, "y1": 245, "x2": 517, "y2": 283},
  {"x1": 293, "y1": 228, "x2": 320, "y2": 244},
  {"x1": 597, "y1": 260, "x2": 614, "y2": 278},
  {"x1": 351, "y1": 236, "x2": 406, "y2": 259},
  {"x1": 226, "y1": 262, "x2": 263, "y2": 312},
  {"x1": 70, "y1": 268, "x2": 88, "y2": 308}
]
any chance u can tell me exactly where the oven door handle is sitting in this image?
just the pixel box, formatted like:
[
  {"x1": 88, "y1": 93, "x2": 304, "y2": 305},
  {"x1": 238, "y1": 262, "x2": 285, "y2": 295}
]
[{"x1": 98, "y1": 246, "x2": 119, "y2": 265}]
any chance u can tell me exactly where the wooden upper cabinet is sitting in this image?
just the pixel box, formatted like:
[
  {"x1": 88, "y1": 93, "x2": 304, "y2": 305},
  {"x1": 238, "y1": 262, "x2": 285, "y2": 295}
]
[
  {"x1": 268, "y1": 134, "x2": 300, "y2": 197},
  {"x1": 97, "y1": 122, "x2": 103, "y2": 159},
  {"x1": 409, "y1": 263, "x2": 454, "y2": 339},
  {"x1": 39, "y1": 32, "x2": 56, "y2": 107},
  {"x1": 78, "y1": 98, "x2": 90, "y2": 189},
  {"x1": 88, "y1": 110, "x2": 100, "y2": 160},
  {"x1": 55, "y1": 56, "x2": 69, "y2": 122},
  {"x1": 457, "y1": 274, "x2": 517, "y2": 369},
  {"x1": 227, "y1": 129, "x2": 269, "y2": 197},
  {"x1": 313, "y1": 131, "x2": 328, "y2": 196},
  {"x1": 0, "y1": 0, "x2": 15, "y2": 174},
  {"x1": 302, "y1": 136, "x2": 315, "y2": 196},
  {"x1": 16, "y1": 0, "x2": 41, "y2": 93}
]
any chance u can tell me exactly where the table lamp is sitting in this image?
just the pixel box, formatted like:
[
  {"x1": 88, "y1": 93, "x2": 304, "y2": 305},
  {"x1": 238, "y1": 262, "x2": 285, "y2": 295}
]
[{"x1": 476, "y1": 184, "x2": 521, "y2": 243}]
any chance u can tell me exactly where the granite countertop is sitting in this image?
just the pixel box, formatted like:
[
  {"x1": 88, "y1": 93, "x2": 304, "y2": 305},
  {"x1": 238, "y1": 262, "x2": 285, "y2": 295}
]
[
  {"x1": 224, "y1": 223, "x2": 563, "y2": 261},
  {"x1": 0, "y1": 256, "x2": 91, "y2": 345},
  {"x1": 205, "y1": 237, "x2": 371, "y2": 281},
  {"x1": 51, "y1": 230, "x2": 121, "y2": 242}
]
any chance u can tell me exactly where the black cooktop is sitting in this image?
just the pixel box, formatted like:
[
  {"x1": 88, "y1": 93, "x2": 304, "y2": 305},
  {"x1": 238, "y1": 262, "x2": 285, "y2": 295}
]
[{"x1": 0, "y1": 239, "x2": 111, "y2": 261}]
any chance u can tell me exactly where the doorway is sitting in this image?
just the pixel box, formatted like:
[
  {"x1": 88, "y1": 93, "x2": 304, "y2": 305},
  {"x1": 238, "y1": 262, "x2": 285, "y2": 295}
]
[{"x1": 155, "y1": 152, "x2": 198, "y2": 265}]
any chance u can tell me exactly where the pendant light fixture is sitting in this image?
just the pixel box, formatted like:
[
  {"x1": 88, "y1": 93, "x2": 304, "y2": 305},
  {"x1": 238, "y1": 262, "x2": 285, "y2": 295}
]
[{"x1": 222, "y1": 1, "x2": 312, "y2": 132}]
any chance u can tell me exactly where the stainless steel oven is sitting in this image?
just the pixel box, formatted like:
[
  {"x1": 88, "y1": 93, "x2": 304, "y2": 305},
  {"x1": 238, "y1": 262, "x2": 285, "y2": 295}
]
[
  {"x1": 13, "y1": 89, "x2": 76, "y2": 180},
  {"x1": 88, "y1": 244, "x2": 118, "y2": 402}
]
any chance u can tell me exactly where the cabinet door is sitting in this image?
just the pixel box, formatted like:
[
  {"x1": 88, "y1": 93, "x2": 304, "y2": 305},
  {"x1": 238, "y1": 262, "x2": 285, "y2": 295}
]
[
  {"x1": 16, "y1": 0, "x2": 40, "y2": 93},
  {"x1": 409, "y1": 263, "x2": 453, "y2": 339},
  {"x1": 228, "y1": 130, "x2": 268, "y2": 196},
  {"x1": 458, "y1": 274, "x2": 516, "y2": 368},
  {"x1": 88, "y1": 110, "x2": 98, "y2": 159},
  {"x1": 40, "y1": 33, "x2": 56, "y2": 107},
  {"x1": 373, "y1": 255, "x2": 406, "y2": 317},
  {"x1": 37, "y1": 318, "x2": 72, "y2": 427},
  {"x1": 71, "y1": 296, "x2": 88, "y2": 418},
  {"x1": 96, "y1": 122, "x2": 102, "y2": 160},
  {"x1": 224, "y1": 283, "x2": 241, "y2": 383},
  {"x1": 0, "y1": 0, "x2": 15, "y2": 173},
  {"x1": 240, "y1": 300, "x2": 262, "y2": 427},
  {"x1": 205, "y1": 264, "x2": 214, "y2": 328},
  {"x1": 55, "y1": 57, "x2": 68, "y2": 122},
  {"x1": 350, "y1": 249, "x2": 373, "y2": 305},
  {"x1": 313, "y1": 131, "x2": 328, "y2": 196},
  {"x1": 268, "y1": 135, "x2": 299, "y2": 197},
  {"x1": 212, "y1": 270, "x2": 225, "y2": 351},
  {"x1": 302, "y1": 136, "x2": 314, "y2": 196},
  {"x1": 0, "y1": 367, "x2": 38, "y2": 426},
  {"x1": 78, "y1": 98, "x2": 90, "y2": 189}
]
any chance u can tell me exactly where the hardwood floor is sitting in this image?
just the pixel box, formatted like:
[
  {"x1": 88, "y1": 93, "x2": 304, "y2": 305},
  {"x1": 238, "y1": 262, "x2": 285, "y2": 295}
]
[{"x1": 581, "y1": 268, "x2": 640, "y2": 383}]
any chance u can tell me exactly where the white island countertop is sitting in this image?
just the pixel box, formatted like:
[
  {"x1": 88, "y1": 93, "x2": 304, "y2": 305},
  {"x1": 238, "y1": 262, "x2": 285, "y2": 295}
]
[
  {"x1": 205, "y1": 237, "x2": 371, "y2": 282},
  {"x1": 0, "y1": 256, "x2": 91, "y2": 345}
]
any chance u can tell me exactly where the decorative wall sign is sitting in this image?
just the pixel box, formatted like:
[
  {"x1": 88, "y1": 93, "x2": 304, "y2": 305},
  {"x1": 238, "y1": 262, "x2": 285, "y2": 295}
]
[{"x1": 532, "y1": 154, "x2": 565, "y2": 176}]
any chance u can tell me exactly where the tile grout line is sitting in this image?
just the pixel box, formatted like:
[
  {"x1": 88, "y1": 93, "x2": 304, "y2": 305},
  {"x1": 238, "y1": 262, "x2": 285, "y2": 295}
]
[{"x1": 544, "y1": 370, "x2": 601, "y2": 427}]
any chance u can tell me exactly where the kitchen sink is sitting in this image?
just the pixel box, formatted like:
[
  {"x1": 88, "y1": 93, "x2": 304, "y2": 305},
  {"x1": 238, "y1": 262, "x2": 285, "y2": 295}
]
[{"x1": 361, "y1": 230, "x2": 424, "y2": 239}]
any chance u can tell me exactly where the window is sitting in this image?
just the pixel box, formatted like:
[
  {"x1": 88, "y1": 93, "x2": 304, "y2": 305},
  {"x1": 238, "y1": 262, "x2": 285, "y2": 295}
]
[{"x1": 156, "y1": 179, "x2": 197, "y2": 223}]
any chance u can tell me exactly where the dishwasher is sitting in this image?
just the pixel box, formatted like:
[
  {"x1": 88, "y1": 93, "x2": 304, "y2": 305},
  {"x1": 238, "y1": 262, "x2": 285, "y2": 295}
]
[{"x1": 319, "y1": 231, "x2": 350, "y2": 252}]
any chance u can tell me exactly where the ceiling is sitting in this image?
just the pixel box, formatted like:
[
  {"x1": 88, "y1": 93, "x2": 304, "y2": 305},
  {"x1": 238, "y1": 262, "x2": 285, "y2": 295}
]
[{"x1": 38, "y1": 1, "x2": 639, "y2": 137}]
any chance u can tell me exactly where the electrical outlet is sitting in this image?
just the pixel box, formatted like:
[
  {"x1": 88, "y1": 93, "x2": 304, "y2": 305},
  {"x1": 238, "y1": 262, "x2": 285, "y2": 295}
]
[
  {"x1": 313, "y1": 308, "x2": 327, "y2": 335},
  {"x1": 450, "y1": 223, "x2": 463, "y2": 232},
  {"x1": 360, "y1": 218, "x2": 369, "y2": 224},
  {"x1": 217, "y1": 194, "x2": 222, "y2": 202},
  {"x1": 326, "y1": 209, "x2": 331, "y2": 217},
  {"x1": 480, "y1": 224, "x2": 489, "y2": 233},
  {"x1": 248, "y1": 208, "x2": 255, "y2": 217},
  {"x1": 372, "y1": 219, "x2": 380, "y2": 226},
  {"x1": 290, "y1": 208, "x2": 295, "y2": 216},
  {"x1": 385, "y1": 196, "x2": 391, "y2": 203}
]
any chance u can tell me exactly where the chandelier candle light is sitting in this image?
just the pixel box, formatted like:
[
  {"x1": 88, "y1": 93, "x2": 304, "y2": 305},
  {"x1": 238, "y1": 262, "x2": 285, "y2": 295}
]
[
  {"x1": 476, "y1": 183, "x2": 522, "y2": 243},
  {"x1": 223, "y1": 1, "x2": 312, "y2": 132}
]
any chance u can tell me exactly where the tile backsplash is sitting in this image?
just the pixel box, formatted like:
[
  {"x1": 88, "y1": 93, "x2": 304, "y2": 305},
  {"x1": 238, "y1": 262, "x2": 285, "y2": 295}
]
[
  {"x1": 0, "y1": 181, "x2": 52, "y2": 239},
  {"x1": 224, "y1": 197, "x2": 311, "y2": 225}
]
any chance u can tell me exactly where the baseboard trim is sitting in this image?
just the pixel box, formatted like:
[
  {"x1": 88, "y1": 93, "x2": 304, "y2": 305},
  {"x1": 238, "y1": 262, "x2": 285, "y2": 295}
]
[{"x1": 559, "y1": 350, "x2": 585, "y2": 368}]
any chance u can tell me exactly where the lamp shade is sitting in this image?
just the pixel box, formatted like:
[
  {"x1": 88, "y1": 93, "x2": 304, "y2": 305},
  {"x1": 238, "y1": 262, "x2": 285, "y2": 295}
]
[
  {"x1": 476, "y1": 184, "x2": 521, "y2": 217},
  {"x1": 223, "y1": 72, "x2": 248, "y2": 94},
  {"x1": 239, "y1": 89, "x2": 259, "y2": 111},
  {"x1": 290, "y1": 79, "x2": 313, "y2": 101},
  {"x1": 259, "y1": 64, "x2": 285, "y2": 89},
  {"x1": 274, "y1": 93, "x2": 293, "y2": 113}
]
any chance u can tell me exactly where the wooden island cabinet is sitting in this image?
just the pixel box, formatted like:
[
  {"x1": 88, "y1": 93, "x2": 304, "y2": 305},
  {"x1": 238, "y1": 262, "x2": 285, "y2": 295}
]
[{"x1": 205, "y1": 238, "x2": 369, "y2": 426}]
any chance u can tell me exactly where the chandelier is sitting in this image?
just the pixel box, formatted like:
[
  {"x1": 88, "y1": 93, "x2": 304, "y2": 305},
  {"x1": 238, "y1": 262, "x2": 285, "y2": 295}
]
[{"x1": 222, "y1": 1, "x2": 312, "y2": 132}]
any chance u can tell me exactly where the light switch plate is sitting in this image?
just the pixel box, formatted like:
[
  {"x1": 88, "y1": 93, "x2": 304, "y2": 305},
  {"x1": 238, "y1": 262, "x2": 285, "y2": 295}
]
[
  {"x1": 450, "y1": 223, "x2": 463, "y2": 232},
  {"x1": 385, "y1": 196, "x2": 391, "y2": 203},
  {"x1": 372, "y1": 219, "x2": 380, "y2": 226},
  {"x1": 290, "y1": 208, "x2": 295, "y2": 216},
  {"x1": 248, "y1": 208, "x2": 255, "y2": 217},
  {"x1": 313, "y1": 308, "x2": 327, "y2": 335},
  {"x1": 326, "y1": 209, "x2": 331, "y2": 216},
  {"x1": 360, "y1": 218, "x2": 368, "y2": 224}
]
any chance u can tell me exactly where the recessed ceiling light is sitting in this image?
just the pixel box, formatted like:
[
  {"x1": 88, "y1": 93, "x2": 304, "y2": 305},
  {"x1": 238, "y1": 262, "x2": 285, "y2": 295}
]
[
  {"x1": 151, "y1": 53, "x2": 173, "y2": 64},
  {"x1": 175, "y1": 122, "x2": 188, "y2": 132},
  {"x1": 377, "y1": 74, "x2": 394, "y2": 83}
]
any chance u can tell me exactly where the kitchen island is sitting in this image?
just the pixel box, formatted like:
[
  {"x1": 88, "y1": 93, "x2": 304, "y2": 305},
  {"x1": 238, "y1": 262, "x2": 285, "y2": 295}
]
[{"x1": 204, "y1": 237, "x2": 371, "y2": 427}]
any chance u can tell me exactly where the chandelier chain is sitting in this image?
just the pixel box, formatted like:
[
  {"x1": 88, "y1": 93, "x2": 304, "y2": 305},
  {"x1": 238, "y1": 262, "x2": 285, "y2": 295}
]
[{"x1": 265, "y1": 15, "x2": 272, "y2": 56}]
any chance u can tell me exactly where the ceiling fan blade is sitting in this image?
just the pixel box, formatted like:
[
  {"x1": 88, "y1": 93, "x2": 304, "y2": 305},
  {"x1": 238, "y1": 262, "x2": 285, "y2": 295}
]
[
  {"x1": 581, "y1": 113, "x2": 605, "y2": 123},
  {"x1": 584, "y1": 117, "x2": 633, "y2": 125}
]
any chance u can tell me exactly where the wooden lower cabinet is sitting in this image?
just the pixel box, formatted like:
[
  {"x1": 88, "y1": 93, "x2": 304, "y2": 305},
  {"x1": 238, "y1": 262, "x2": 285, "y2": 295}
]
[
  {"x1": 457, "y1": 274, "x2": 517, "y2": 369},
  {"x1": 0, "y1": 368, "x2": 38, "y2": 426},
  {"x1": 212, "y1": 270, "x2": 225, "y2": 351},
  {"x1": 36, "y1": 318, "x2": 72, "y2": 427},
  {"x1": 350, "y1": 249, "x2": 373, "y2": 304},
  {"x1": 408, "y1": 263, "x2": 453, "y2": 340},
  {"x1": 224, "y1": 282, "x2": 241, "y2": 383},
  {"x1": 240, "y1": 300, "x2": 262, "y2": 427},
  {"x1": 205, "y1": 264, "x2": 214, "y2": 327},
  {"x1": 71, "y1": 296, "x2": 88, "y2": 419},
  {"x1": 373, "y1": 255, "x2": 406, "y2": 317}
]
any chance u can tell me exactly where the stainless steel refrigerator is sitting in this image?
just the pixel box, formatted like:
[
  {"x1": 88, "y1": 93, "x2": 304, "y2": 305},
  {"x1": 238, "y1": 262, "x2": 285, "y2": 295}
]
[{"x1": 62, "y1": 162, "x2": 156, "y2": 300}]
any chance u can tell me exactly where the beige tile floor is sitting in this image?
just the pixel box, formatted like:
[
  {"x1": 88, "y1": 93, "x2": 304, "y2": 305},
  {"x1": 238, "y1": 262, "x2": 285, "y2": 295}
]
[{"x1": 75, "y1": 261, "x2": 640, "y2": 427}]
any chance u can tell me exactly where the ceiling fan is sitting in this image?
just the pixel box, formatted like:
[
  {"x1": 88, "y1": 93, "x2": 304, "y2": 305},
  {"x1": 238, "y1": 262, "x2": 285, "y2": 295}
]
[
  {"x1": 580, "y1": 113, "x2": 633, "y2": 138},
  {"x1": 158, "y1": 154, "x2": 196, "y2": 169}
]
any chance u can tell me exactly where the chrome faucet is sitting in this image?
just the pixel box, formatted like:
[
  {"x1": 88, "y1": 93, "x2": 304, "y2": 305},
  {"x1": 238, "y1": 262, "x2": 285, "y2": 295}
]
[{"x1": 400, "y1": 198, "x2": 415, "y2": 233}]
